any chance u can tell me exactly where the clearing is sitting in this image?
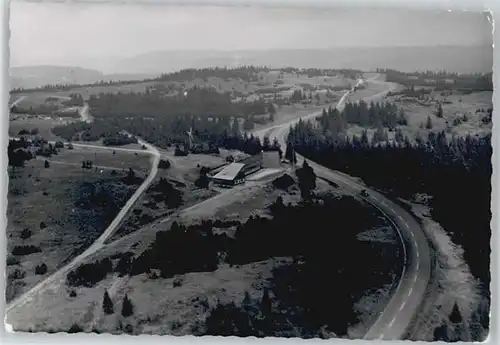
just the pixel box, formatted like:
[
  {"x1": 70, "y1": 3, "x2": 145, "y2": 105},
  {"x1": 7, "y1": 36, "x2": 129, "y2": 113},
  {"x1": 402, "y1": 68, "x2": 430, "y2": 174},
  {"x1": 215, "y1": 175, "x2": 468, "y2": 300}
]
[
  {"x1": 9, "y1": 115, "x2": 73, "y2": 141},
  {"x1": 107, "y1": 149, "x2": 239, "y2": 242},
  {"x1": 386, "y1": 90, "x2": 492, "y2": 139},
  {"x1": 6, "y1": 146, "x2": 151, "y2": 302},
  {"x1": 53, "y1": 145, "x2": 152, "y2": 176}
]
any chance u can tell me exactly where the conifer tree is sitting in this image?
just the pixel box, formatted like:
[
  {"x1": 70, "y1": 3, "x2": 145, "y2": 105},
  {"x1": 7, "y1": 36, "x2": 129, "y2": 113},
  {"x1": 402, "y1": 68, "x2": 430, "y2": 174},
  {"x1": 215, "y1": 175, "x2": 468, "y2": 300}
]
[
  {"x1": 260, "y1": 288, "x2": 271, "y2": 316},
  {"x1": 103, "y1": 290, "x2": 114, "y2": 315},
  {"x1": 426, "y1": 116, "x2": 433, "y2": 129},
  {"x1": 121, "y1": 294, "x2": 134, "y2": 317}
]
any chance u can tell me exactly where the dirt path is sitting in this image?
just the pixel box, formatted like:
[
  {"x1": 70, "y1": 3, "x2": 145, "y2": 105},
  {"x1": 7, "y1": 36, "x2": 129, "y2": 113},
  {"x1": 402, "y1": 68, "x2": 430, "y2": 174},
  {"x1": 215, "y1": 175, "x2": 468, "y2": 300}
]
[{"x1": 5, "y1": 139, "x2": 160, "y2": 317}]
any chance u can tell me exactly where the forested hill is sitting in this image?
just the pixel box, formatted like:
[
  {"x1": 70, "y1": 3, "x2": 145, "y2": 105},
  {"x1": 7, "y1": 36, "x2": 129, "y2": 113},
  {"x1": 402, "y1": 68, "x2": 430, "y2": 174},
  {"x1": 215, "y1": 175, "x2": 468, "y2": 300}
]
[{"x1": 110, "y1": 45, "x2": 493, "y2": 75}]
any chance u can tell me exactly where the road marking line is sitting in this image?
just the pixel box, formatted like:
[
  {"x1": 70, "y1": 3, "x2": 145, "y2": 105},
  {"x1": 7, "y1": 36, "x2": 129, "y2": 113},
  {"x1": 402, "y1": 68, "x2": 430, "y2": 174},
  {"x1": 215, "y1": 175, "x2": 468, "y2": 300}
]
[
  {"x1": 388, "y1": 317, "x2": 396, "y2": 327},
  {"x1": 399, "y1": 301, "x2": 406, "y2": 311},
  {"x1": 378, "y1": 334, "x2": 385, "y2": 340},
  {"x1": 381, "y1": 201, "x2": 386, "y2": 206},
  {"x1": 416, "y1": 251, "x2": 420, "y2": 259},
  {"x1": 398, "y1": 215, "x2": 403, "y2": 221},
  {"x1": 408, "y1": 287, "x2": 413, "y2": 297},
  {"x1": 413, "y1": 275, "x2": 418, "y2": 283},
  {"x1": 416, "y1": 262, "x2": 419, "y2": 270},
  {"x1": 390, "y1": 207, "x2": 395, "y2": 212},
  {"x1": 405, "y1": 223, "x2": 410, "y2": 229}
]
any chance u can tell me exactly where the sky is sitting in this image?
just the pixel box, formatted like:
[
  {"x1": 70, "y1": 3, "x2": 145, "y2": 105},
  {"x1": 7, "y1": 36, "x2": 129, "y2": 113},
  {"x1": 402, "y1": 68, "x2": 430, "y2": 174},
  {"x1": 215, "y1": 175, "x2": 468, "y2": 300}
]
[{"x1": 9, "y1": 1, "x2": 492, "y2": 68}]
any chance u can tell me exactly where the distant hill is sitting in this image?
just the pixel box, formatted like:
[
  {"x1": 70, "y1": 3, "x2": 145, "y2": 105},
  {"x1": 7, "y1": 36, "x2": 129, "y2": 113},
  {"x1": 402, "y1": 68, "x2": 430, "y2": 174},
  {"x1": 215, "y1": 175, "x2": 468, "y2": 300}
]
[
  {"x1": 111, "y1": 45, "x2": 493, "y2": 75},
  {"x1": 9, "y1": 65, "x2": 156, "y2": 90},
  {"x1": 11, "y1": 45, "x2": 492, "y2": 90}
]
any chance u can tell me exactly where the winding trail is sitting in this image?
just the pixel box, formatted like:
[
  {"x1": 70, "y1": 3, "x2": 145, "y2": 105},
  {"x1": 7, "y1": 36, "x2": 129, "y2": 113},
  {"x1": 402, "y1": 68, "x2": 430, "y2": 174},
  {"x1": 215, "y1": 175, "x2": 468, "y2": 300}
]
[{"x1": 5, "y1": 138, "x2": 160, "y2": 315}]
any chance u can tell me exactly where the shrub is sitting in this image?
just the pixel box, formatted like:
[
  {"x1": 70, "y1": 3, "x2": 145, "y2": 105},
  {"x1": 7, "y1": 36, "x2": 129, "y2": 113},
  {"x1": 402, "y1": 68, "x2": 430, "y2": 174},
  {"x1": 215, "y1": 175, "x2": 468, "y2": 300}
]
[
  {"x1": 66, "y1": 258, "x2": 113, "y2": 287},
  {"x1": 158, "y1": 159, "x2": 171, "y2": 169},
  {"x1": 124, "y1": 324, "x2": 133, "y2": 334},
  {"x1": 20, "y1": 228, "x2": 32, "y2": 240},
  {"x1": 8, "y1": 268, "x2": 26, "y2": 280},
  {"x1": 114, "y1": 256, "x2": 132, "y2": 277},
  {"x1": 68, "y1": 323, "x2": 83, "y2": 333},
  {"x1": 12, "y1": 245, "x2": 42, "y2": 256},
  {"x1": 173, "y1": 277, "x2": 183, "y2": 287},
  {"x1": 272, "y1": 174, "x2": 295, "y2": 190},
  {"x1": 40, "y1": 221, "x2": 47, "y2": 229},
  {"x1": 35, "y1": 263, "x2": 48, "y2": 275},
  {"x1": 194, "y1": 175, "x2": 210, "y2": 189},
  {"x1": 6, "y1": 255, "x2": 20, "y2": 266},
  {"x1": 200, "y1": 166, "x2": 211, "y2": 175}
]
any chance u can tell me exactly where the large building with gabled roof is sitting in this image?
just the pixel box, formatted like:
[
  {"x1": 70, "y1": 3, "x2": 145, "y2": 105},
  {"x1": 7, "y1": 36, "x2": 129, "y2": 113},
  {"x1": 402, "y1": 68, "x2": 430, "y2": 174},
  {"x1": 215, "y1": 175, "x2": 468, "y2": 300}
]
[
  {"x1": 211, "y1": 162, "x2": 246, "y2": 187},
  {"x1": 211, "y1": 152, "x2": 264, "y2": 187}
]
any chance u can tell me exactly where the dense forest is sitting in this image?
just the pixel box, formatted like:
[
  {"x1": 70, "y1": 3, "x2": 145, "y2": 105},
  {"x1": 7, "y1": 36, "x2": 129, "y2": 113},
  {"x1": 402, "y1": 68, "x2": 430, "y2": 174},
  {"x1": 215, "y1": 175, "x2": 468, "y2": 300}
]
[
  {"x1": 286, "y1": 100, "x2": 409, "y2": 153},
  {"x1": 52, "y1": 115, "x2": 269, "y2": 154},
  {"x1": 317, "y1": 101, "x2": 408, "y2": 131},
  {"x1": 52, "y1": 86, "x2": 276, "y2": 152},
  {"x1": 288, "y1": 118, "x2": 491, "y2": 292},
  {"x1": 86, "y1": 86, "x2": 268, "y2": 119},
  {"x1": 154, "y1": 66, "x2": 266, "y2": 82},
  {"x1": 378, "y1": 68, "x2": 493, "y2": 91}
]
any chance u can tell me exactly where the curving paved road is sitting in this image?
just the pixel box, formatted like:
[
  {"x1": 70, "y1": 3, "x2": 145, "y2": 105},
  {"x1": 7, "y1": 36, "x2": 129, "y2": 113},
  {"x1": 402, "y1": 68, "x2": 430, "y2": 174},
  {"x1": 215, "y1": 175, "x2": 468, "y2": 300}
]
[
  {"x1": 254, "y1": 76, "x2": 431, "y2": 340},
  {"x1": 5, "y1": 138, "x2": 160, "y2": 316}
]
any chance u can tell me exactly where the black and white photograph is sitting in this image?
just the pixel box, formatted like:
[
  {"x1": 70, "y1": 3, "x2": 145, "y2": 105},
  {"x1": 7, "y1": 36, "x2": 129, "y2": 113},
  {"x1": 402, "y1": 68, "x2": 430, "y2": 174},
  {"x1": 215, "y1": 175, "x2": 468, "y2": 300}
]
[{"x1": 5, "y1": 1, "x2": 493, "y2": 342}]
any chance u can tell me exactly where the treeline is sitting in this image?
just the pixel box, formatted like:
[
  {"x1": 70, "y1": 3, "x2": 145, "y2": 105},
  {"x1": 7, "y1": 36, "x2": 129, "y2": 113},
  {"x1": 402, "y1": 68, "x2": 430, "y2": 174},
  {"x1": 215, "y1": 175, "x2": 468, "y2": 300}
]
[
  {"x1": 301, "y1": 68, "x2": 363, "y2": 80},
  {"x1": 11, "y1": 103, "x2": 60, "y2": 115},
  {"x1": 155, "y1": 66, "x2": 266, "y2": 83},
  {"x1": 11, "y1": 65, "x2": 362, "y2": 94},
  {"x1": 52, "y1": 119, "x2": 127, "y2": 143},
  {"x1": 379, "y1": 68, "x2": 493, "y2": 91},
  {"x1": 53, "y1": 114, "x2": 270, "y2": 154},
  {"x1": 289, "y1": 120, "x2": 491, "y2": 290},
  {"x1": 301, "y1": 101, "x2": 407, "y2": 145},
  {"x1": 276, "y1": 67, "x2": 362, "y2": 80},
  {"x1": 320, "y1": 101, "x2": 408, "y2": 130},
  {"x1": 387, "y1": 85, "x2": 433, "y2": 99}
]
